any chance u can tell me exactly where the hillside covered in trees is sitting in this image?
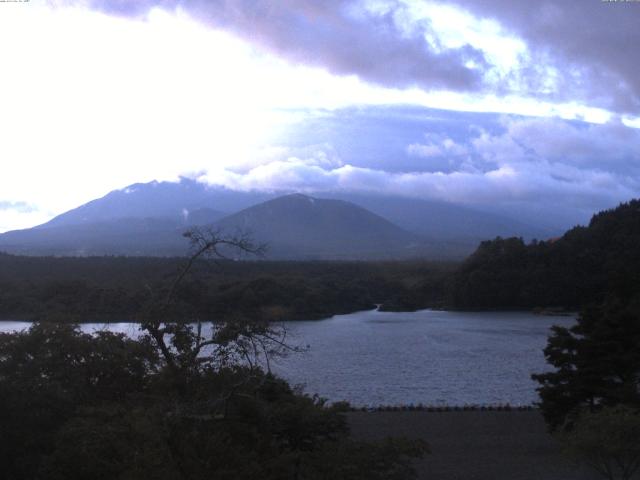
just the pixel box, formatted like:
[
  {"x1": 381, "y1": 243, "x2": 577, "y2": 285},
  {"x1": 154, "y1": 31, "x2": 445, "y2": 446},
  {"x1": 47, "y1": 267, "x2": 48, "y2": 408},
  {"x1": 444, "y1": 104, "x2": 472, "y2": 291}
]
[{"x1": 451, "y1": 200, "x2": 640, "y2": 310}]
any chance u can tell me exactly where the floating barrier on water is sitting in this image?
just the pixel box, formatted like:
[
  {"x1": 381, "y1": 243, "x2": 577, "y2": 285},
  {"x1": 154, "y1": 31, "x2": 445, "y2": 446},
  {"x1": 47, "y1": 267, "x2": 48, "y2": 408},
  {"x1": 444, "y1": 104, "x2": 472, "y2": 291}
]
[{"x1": 347, "y1": 403, "x2": 536, "y2": 413}]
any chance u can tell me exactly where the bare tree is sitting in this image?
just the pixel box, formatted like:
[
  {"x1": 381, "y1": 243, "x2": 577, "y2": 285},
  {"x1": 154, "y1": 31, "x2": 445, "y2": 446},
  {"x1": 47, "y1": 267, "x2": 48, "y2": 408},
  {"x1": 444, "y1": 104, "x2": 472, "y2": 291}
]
[{"x1": 138, "y1": 227, "x2": 300, "y2": 379}]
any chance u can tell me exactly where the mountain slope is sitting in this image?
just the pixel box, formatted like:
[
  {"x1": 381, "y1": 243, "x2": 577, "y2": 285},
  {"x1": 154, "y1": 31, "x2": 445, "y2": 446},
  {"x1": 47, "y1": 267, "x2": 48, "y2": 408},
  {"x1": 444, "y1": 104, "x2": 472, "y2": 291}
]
[
  {"x1": 0, "y1": 207, "x2": 226, "y2": 257},
  {"x1": 214, "y1": 194, "x2": 425, "y2": 259},
  {"x1": 0, "y1": 193, "x2": 441, "y2": 259},
  {"x1": 39, "y1": 178, "x2": 272, "y2": 229},
  {"x1": 0, "y1": 218, "x2": 191, "y2": 256},
  {"x1": 36, "y1": 178, "x2": 554, "y2": 242},
  {"x1": 0, "y1": 177, "x2": 561, "y2": 259},
  {"x1": 324, "y1": 193, "x2": 555, "y2": 242}
]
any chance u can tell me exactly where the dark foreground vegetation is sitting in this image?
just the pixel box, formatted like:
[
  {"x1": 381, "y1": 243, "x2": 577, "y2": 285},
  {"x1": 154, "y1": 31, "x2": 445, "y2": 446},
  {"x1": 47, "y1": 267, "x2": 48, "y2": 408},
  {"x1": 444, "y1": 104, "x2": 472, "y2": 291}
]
[
  {"x1": 522, "y1": 201, "x2": 640, "y2": 480},
  {"x1": 0, "y1": 322, "x2": 426, "y2": 480}
]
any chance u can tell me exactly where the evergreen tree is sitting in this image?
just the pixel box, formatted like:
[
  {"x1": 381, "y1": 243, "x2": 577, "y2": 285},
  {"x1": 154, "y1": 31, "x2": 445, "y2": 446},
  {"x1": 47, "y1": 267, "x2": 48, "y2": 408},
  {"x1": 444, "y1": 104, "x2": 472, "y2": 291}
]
[{"x1": 532, "y1": 297, "x2": 640, "y2": 430}]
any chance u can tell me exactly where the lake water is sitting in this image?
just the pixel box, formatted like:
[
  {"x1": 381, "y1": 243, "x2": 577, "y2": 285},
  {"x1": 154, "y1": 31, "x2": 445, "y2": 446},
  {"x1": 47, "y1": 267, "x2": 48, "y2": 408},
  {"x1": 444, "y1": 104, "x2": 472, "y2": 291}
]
[{"x1": 0, "y1": 309, "x2": 574, "y2": 406}]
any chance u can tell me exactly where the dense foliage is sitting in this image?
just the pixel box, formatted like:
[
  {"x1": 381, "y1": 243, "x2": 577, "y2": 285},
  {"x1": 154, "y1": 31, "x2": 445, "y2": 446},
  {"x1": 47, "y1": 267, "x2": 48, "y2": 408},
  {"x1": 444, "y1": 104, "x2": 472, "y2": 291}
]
[
  {"x1": 532, "y1": 297, "x2": 640, "y2": 430},
  {"x1": 0, "y1": 323, "x2": 426, "y2": 480},
  {"x1": 452, "y1": 200, "x2": 640, "y2": 310},
  {"x1": 0, "y1": 254, "x2": 453, "y2": 322}
]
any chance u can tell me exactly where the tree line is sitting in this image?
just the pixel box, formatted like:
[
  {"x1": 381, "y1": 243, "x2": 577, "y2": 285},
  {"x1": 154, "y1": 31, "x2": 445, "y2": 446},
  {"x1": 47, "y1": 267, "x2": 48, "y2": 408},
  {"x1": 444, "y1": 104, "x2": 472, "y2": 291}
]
[
  {"x1": 451, "y1": 200, "x2": 640, "y2": 310},
  {"x1": 0, "y1": 253, "x2": 454, "y2": 322},
  {"x1": 462, "y1": 201, "x2": 640, "y2": 480}
]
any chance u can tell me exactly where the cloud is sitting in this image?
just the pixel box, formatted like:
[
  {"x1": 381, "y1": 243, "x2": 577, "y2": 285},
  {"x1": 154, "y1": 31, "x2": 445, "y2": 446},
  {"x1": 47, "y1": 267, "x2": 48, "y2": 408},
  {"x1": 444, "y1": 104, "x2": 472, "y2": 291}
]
[
  {"x1": 0, "y1": 201, "x2": 37, "y2": 213},
  {"x1": 202, "y1": 130, "x2": 638, "y2": 206},
  {"x1": 0, "y1": 202, "x2": 47, "y2": 234},
  {"x1": 444, "y1": 0, "x2": 640, "y2": 114},
  {"x1": 197, "y1": 112, "x2": 640, "y2": 226},
  {"x1": 75, "y1": 0, "x2": 640, "y2": 116},
  {"x1": 200, "y1": 157, "x2": 637, "y2": 224},
  {"x1": 479, "y1": 117, "x2": 640, "y2": 176},
  {"x1": 79, "y1": 0, "x2": 486, "y2": 92},
  {"x1": 407, "y1": 135, "x2": 473, "y2": 172}
]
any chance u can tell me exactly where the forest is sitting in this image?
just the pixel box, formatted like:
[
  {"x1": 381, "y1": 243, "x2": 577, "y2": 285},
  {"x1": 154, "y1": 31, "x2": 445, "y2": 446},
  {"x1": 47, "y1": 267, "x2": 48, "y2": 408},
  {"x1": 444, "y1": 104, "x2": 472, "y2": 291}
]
[
  {"x1": 0, "y1": 253, "x2": 454, "y2": 322},
  {"x1": 451, "y1": 199, "x2": 640, "y2": 311}
]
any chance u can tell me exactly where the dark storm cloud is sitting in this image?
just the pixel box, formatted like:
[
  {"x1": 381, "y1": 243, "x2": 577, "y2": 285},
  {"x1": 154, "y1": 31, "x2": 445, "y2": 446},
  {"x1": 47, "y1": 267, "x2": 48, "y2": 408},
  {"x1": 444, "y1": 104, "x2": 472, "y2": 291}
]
[
  {"x1": 77, "y1": 0, "x2": 640, "y2": 112},
  {"x1": 444, "y1": 0, "x2": 640, "y2": 113},
  {"x1": 81, "y1": 0, "x2": 486, "y2": 91}
]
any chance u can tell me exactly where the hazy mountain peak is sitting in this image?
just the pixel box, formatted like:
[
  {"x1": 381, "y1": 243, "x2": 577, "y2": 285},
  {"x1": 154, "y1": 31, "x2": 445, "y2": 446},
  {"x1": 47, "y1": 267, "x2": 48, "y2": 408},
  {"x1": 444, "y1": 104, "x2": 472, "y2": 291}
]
[
  {"x1": 36, "y1": 178, "x2": 273, "y2": 230},
  {"x1": 213, "y1": 193, "x2": 425, "y2": 259}
]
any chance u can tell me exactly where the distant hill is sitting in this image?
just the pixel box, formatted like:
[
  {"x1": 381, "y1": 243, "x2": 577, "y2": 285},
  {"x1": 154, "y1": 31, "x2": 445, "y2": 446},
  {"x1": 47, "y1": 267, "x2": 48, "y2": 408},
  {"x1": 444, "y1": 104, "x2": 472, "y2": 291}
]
[
  {"x1": 213, "y1": 193, "x2": 428, "y2": 259},
  {"x1": 451, "y1": 199, "x2": 640, "y2": 309}
]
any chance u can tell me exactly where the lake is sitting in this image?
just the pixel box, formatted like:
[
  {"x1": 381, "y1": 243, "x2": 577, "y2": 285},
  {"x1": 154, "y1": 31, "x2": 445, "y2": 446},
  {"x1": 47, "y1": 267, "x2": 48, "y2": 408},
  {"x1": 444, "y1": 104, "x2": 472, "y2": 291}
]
[{"x1": 0, "y1": 309, "x2": 574, "y2": 406}]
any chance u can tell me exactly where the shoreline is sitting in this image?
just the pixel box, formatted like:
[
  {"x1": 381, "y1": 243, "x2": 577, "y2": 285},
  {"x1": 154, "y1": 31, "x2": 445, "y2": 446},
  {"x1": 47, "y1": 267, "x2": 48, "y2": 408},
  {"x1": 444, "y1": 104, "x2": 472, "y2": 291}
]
[{"x1": 0, "y1": 306, "x2": 576, "y2": 324}]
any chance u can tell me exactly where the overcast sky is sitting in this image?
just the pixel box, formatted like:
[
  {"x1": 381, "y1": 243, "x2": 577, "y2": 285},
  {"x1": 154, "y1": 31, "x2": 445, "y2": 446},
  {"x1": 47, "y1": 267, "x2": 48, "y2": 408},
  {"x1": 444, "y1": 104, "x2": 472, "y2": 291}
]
[{"x1": 1, "y1": 0, "x2": 639, "y2": 232}]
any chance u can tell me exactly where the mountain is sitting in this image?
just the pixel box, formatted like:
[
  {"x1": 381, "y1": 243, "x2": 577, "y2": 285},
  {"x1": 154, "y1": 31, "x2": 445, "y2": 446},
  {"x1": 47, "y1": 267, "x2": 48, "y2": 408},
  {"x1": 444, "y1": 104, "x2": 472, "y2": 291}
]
[
  {"x1": 213, "y1": 193, "x2": 427, "y2": 259},
  {"x1": 0, "y1": 193, "x2": 443, "y2": 259},
  {"x1": 39, "y1": 178, "x2": 273, "y2": 229},
  {"x1": 0, "y1": 196, "x2": 229, "y2": 256},
  {"x1": 33, "y1": 179, "x2": 552, "y2": 241},
  {"x1": 0, "y1": 178, "x2": 560, "y2": 258},
  {"x1": 0, "y1": 179, "x2": 271, "y2": 256},
  {"x1": 182, "y1": 207, "x2": 225, "y2": 226}
]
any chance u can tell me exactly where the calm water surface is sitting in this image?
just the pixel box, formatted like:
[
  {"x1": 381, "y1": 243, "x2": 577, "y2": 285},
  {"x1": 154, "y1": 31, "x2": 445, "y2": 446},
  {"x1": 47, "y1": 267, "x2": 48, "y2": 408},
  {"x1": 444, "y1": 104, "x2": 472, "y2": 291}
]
[{"x1": 0, "y1": 309, "x2": 574, "y2": 406}]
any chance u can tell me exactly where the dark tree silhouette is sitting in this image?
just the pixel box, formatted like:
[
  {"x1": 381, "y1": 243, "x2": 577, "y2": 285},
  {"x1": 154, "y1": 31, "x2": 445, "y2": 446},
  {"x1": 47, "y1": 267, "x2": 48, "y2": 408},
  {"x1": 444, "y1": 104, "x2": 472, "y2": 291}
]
[{"x1": 532, "y1": 298, "x2": 640, "y2": 431}]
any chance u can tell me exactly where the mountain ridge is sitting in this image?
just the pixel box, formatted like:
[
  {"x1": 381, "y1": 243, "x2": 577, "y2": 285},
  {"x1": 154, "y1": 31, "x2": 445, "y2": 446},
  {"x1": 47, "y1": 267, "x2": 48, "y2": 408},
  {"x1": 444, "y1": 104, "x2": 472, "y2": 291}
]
[{"x1": 0, "y1": 178, "x2": 560, "y2": 259}]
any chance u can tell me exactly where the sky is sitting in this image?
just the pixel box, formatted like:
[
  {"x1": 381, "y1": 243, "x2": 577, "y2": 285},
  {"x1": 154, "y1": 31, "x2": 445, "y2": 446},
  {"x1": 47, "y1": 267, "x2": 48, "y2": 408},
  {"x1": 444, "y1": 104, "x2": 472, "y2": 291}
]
[{"x1": 1, "y1": 0, "x2": 639, "y2": 232}]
